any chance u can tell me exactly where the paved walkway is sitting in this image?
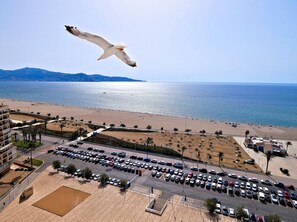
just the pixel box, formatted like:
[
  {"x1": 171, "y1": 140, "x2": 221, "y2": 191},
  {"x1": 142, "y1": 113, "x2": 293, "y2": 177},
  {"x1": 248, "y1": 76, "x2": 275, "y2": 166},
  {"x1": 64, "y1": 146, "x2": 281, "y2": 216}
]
[{"x1": 0, "y1": 167, "x2": 234, "y2": 222}]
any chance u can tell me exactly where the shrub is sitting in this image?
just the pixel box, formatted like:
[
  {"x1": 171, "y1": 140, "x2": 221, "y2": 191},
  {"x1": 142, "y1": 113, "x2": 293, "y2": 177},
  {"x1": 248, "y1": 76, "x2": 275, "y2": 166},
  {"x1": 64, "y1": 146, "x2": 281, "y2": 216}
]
[
  {"x1": 52, "y1": 160, "x2": 61, "y2": 170},
  {"x1": 82, "y1": 167, "x2": 92, "y2": 180},
  {"x1": 66, "y1": 164, "x2": 77, "y2": 175},
  {"x1": 204, "y1": 198, "x2": 216, "y2": 213}
]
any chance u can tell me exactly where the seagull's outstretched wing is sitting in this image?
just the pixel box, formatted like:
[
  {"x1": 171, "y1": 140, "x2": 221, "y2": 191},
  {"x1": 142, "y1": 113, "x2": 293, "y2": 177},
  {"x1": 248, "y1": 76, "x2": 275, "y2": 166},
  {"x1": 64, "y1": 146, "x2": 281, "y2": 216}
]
[
  {"x1": 115, "y1": 51, "x2": 137, "y2": 67},
  {"x1": 65, "y1": 25, "x2": 113, "y2": 50}
]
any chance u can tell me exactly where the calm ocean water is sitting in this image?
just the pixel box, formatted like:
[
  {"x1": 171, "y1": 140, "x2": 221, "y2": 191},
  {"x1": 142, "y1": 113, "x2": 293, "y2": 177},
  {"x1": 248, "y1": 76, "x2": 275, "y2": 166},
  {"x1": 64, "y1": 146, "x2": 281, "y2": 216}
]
[{"x1": 0, "y1": 82, "x2": 297, "y2": 127}]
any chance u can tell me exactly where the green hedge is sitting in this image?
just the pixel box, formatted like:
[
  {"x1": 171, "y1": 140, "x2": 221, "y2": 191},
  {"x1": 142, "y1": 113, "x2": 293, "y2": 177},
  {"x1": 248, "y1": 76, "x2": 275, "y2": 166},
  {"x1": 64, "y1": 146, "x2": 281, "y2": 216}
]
[{"x1": 86, "y1": 134, "x2": 181, "y2": 157}]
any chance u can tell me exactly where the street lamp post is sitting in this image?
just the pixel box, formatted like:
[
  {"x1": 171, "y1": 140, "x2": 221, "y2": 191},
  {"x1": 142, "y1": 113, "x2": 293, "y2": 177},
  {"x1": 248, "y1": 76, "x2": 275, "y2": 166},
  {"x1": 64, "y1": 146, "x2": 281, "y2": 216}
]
[{"x1": 30, "y1": 147, "x2": 33, "y2": 169}]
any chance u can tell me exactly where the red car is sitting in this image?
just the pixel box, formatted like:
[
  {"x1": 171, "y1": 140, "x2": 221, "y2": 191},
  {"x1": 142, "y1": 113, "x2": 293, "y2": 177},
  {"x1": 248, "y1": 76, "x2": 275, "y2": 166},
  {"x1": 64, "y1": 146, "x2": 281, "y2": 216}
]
[
  {"x1": 229, "y1": 180, "x2": 234, "y2": 187},
  {"x1": 188, "y1": 172, "x2": 193, "y2": 178},
  {"x1": 284, "y1": 191, "x2": 290, "y2": 199},
  {"x1": 256, "y1": 215, "x2": 265, "y2": 222}
]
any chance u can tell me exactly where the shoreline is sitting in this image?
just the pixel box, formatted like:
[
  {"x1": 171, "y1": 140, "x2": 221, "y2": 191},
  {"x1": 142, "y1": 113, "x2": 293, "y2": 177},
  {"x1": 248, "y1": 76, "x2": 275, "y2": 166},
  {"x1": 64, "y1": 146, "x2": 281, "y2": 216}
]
[{"x1": 2, "y1": 97, "x2": 297, "y2": 140}]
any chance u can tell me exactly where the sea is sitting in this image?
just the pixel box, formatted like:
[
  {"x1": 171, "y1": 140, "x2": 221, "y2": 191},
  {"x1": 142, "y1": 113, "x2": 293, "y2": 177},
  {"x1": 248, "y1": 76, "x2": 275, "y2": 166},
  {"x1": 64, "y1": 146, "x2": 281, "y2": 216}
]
[{"x1": 0, "y1": 82, "x2": 297, "y2": 128}]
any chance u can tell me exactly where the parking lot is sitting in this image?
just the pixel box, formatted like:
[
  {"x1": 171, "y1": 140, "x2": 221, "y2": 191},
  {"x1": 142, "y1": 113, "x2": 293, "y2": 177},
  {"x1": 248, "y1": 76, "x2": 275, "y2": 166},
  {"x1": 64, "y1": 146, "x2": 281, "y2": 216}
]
[{"x1": 48, "y1": 141, "x2": 297, "y2": 220}]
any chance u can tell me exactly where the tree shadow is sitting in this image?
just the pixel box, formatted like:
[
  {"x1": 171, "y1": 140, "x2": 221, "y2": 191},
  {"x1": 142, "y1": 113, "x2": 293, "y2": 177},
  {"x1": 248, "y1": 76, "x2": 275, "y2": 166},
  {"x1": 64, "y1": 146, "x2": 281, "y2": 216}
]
[
  {"x1": 64, "y1": 175, "x2": 72, "y2": 180},
  {"x1": 119, "y1": 188, "x2": 127, "y2": 196},
  {"x1": 48, "y1": 171, "x2": 59, "y2": 176},
  {"x1": 98, "y1": 184, "x2": 107, "y2": 189},
  {"x1": 204, "y1": 212, "x2": 221, "y2": 222},
  {"x1": 78, "y1": 179, "x2": 89, "y2": 184}
]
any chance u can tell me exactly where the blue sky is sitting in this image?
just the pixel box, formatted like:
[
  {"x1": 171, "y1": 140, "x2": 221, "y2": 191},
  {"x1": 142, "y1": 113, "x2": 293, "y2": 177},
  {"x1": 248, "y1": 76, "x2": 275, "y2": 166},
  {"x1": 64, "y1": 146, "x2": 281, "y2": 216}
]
[{"x1": 1, "y1": 0, "x2": 296, "y2": 82}]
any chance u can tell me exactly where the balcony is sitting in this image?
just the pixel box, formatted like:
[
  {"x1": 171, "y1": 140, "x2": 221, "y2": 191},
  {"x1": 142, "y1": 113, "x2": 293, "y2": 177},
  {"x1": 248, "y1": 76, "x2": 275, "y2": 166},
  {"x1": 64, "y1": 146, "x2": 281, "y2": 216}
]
[{"x1": 0, "y1": 143, "x2": 12, "y2": 153}]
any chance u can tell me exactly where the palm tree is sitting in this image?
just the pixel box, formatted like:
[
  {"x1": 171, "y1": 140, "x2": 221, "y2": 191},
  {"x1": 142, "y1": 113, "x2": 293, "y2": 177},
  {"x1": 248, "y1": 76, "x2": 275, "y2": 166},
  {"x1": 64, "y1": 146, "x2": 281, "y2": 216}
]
[
  {"x1": 78, "y1": 127, "x2": 84, "y2": 139},
  {"x1": 59, "y1": 122, "x2": 65, "y2": 138},
  {"x1": 145, "y1": 137, "x2": 154, "y2": 158},
  {"x1": 37, "y1": 129, "x2": 42, "y2": 144},
  {"x1": 245, "y1": 130, "x2": 250, "y2": 138},
  {"x1": 286, "y1": 141, "x2": 292, "y2": 153},
  {"x1": 181, "y1": 146, "x2": 187, "y2": 157},
  {"x1": 22, "y1": 129, "x2": 27, "y2": 142},
  {"x1": 218, "y1": 152, "x2": 224, "y2": 167},
  {"x1": 31, "y1": 128, "x2": 37, "y2": 142},
  {"x1": 44, "y1": 120, "x2": 48, "y2": 135},
  {"x1": 265, "y1": 151, "x2": 274, "y2": 174},
  {"x1": 14, "y1": 132, "x2": 18, "y2": 141},
  {"x1": 181, "y1": 146, "x2": 187, "y2": 165}
]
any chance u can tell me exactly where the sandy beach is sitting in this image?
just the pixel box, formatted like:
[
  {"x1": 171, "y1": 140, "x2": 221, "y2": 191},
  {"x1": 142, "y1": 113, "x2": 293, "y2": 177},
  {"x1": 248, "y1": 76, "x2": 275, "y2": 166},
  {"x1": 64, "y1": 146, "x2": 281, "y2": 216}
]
[{"x1": 2, "y1": 98, "x2": 297, "y2": 140}]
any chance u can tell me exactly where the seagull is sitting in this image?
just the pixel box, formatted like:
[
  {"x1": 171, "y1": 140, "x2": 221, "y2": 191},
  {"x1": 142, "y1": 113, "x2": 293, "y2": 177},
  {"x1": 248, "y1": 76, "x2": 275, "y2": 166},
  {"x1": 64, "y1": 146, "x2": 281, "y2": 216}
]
[{"x1": 65, "y1": 25, "x2": 136, "y2": 67}]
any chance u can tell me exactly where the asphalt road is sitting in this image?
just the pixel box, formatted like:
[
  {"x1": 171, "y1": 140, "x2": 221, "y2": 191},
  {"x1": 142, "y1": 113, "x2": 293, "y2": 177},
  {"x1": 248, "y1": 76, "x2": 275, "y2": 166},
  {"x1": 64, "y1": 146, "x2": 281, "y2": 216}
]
[{"x1": 29, "y1": 135, "x2": 297, "y2": 221}]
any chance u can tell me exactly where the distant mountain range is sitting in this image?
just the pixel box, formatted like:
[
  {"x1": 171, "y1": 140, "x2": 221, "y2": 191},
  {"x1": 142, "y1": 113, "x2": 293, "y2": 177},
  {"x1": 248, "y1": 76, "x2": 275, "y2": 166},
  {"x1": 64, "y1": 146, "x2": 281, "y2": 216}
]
[{"x1": 0, "y1": 67, "x2": 143, "y2": 82}]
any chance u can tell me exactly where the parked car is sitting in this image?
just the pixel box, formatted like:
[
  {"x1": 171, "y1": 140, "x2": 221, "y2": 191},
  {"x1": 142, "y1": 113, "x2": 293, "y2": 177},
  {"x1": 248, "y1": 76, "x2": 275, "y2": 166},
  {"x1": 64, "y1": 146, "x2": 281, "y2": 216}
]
[
  {"x1": 271, "y1": 194, "x2": 278, "y2": 204},
  {"x1": 190, "y1": 167, "x2": 198, "y2": 171},
  {"x1": 215, "y1": 203, "x2": 221, "y2": 214},
  {"x1": 244, "y1": 159, "x2": 255, "y2": 164},
  {"x1": 209, "y1": 169, "x2": 217, "y2": 175},
  {"x1": 259, "y1": 192, "x2": 265, "y2": 202},
  {"x1": 199, "y1": 168, "x2": 207, "y2": 173},
  {"x1": 173, "y1": 162, "x2": 183, "y2": 169},
  {"x1": 261, "y1": 179, "x2": 272, "y2": 186},
  {"x1": 274, "y1": 182, "x2": 285, "y2": 188},
  {"x1": 228, "y1": 173, "x2": 237, "y2": 179},
  {"x1": 143, "y1": 158, "x2": 151, "y2": 162},
  {"x1": 118, "y1": 152, "x2": 126, "y2": 158},
  {"x1": 222, "y1": 206, "x2": 228, "y2": 216},
  {"x1": 229, "y1": 208, "x2": 235, "y2": 217}
]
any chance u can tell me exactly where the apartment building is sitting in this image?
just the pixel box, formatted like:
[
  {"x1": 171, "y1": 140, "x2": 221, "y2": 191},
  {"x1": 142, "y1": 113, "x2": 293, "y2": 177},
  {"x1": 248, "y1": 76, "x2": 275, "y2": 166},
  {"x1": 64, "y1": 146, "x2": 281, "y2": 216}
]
[{"x1": 0, "y1": 104, "x2": 16, "y2": 176}]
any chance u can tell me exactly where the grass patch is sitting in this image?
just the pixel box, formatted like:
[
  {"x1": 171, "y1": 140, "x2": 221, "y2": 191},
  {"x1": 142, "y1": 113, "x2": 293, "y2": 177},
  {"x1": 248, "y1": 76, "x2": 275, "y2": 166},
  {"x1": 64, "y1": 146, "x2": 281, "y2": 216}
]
[
  {"x1": 24, "y1": 158, "x2": 43, "y2": 167},
  {"x1": 13, "y1": 140, "x2": 43, "y2": 149}
]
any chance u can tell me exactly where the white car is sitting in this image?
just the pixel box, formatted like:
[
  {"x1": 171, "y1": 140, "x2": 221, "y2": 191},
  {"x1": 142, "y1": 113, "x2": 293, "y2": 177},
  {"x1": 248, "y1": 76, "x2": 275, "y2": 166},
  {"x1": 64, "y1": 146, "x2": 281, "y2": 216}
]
[
  {"x1": 252, "y1": 183, "x2": 258, "y2": 192},
  {"x1": 293, "y1": 200, "x2": 297, "y2": 208},
  {"x1": 249, "y1": 177, "x2": 259, "y2": 183},
  {"x1": 277, "y1": 190, "x2": 283, "y2": 197},
  {"x1": 229, "y1": 208, "x2": 235, "y2": 217},
  {"x1": 259, "y1": 192, "x2": 265, "y2": 201},
  {"x1": 246, "y1": 182, "x2": 251, "y2": 190},
  {"x1": 218, "y1": 177, "x2": 223, "y2": 184},
  {"x1": 215, "y1": 203, "x2": 221, "y2": 214},
  {"x1": 165, "y1": 173, "x2": 171, "y2": 181},
  {"x1": 241, "y1": 190, "x2": 246, "y2": 197},
  {"x1": 263, "y1": 187, "x2": 270, "y2": 194},
  {"x1": 271, "y1": 194, "x2": 279, "y2": 204},
  {"x1": 207, "y1": 176, "x2": 212, "y2": 182}
]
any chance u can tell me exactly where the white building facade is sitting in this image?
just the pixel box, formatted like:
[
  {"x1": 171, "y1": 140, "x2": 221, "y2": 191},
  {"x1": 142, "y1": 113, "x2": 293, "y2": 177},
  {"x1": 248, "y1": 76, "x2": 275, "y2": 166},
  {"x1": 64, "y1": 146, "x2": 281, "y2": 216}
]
[{"x1": 0, "y1": 105, "x2": 16, "y2": 176}]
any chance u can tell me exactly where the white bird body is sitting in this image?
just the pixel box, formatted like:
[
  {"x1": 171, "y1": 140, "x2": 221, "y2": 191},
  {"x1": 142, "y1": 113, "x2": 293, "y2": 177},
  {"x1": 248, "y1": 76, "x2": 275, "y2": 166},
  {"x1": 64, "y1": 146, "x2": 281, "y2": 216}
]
[
  {"x1": 99, "y1": 45, "x2": 123, "y2": 60},
  {"x1": 65, "y1": 25, "x2": 136, "y2": 67}
]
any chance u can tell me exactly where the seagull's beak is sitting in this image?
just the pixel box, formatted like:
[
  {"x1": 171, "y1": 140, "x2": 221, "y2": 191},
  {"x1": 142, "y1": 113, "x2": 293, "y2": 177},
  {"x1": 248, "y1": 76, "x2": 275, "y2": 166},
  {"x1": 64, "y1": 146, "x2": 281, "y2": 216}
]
[{"x1": 97, "y1": 58, "x2": 101, "y2": 61}]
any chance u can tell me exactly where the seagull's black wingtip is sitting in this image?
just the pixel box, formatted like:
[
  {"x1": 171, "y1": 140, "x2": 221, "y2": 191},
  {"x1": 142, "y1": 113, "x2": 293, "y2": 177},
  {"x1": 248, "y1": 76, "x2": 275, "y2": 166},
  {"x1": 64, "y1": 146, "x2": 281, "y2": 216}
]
[
  {"x1": 130, "y1": 62, "x2": 137, "y2": 67},
  {"x1": 64, "y1": 25, "x2": 74, "y2": 34}
]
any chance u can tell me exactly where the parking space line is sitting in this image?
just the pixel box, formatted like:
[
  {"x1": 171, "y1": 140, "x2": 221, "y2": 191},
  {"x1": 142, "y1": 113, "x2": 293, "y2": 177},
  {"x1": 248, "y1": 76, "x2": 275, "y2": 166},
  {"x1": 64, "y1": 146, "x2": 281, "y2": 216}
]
[{"x1": 129, "y1": 175, "x2": 139, "y2": 183}]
